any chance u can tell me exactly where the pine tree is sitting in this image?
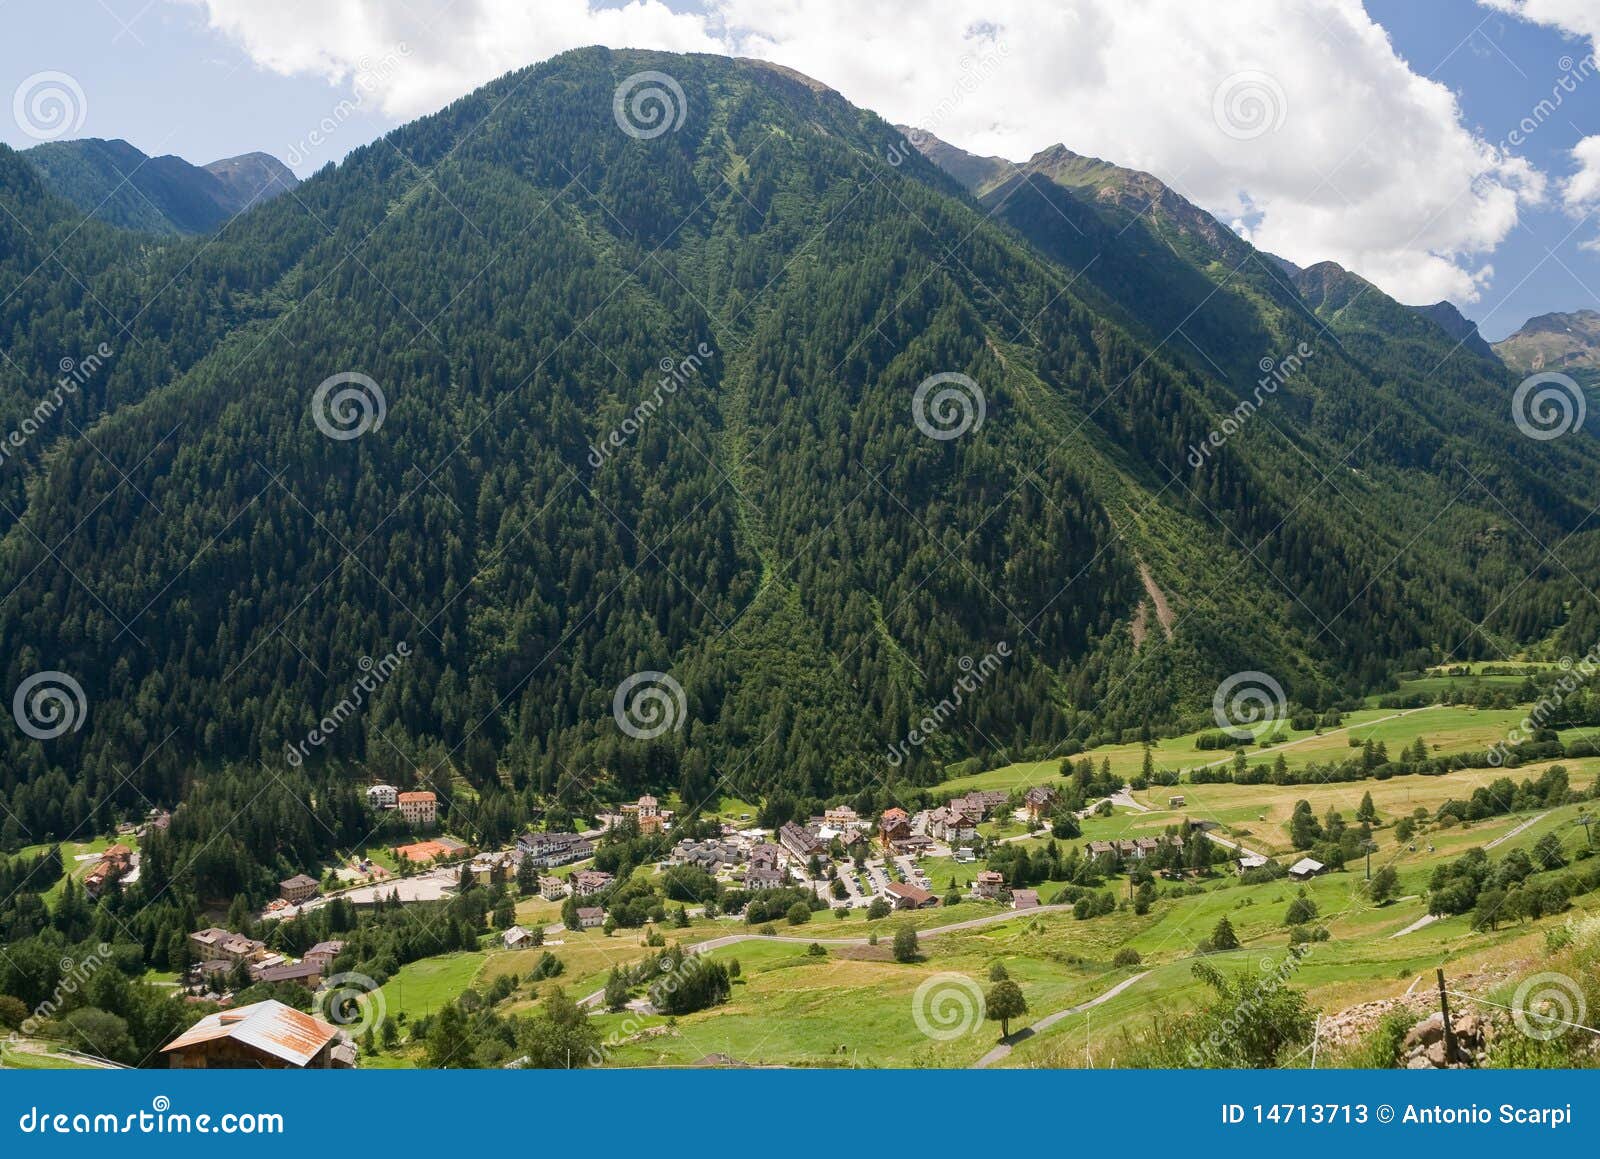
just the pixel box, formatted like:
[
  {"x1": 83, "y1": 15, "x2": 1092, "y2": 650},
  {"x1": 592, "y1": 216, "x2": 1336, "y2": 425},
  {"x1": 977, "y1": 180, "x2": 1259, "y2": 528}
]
[{"x1": 1209, "y1": 915, "x2": 1240, "y2": 951}]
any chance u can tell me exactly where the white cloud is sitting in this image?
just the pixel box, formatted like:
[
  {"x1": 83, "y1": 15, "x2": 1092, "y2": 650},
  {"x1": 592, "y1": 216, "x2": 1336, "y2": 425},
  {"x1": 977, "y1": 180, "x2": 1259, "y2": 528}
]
[
  {"x1": 1481, "y1": 1, "x2": 1600, "y2": 242},
  {"x1": 183, "y1": 0, "x2": 721, "y2": 118},
  {"x1": 1479, "y1": 0, "x2": 1600, "y2": 48},
  {"x1": 1565, "y1": 135, "x2": 1600, "y2": 211},
  {"x1": 182, "y1": 0, "x2": 1551, "y2": 305}
]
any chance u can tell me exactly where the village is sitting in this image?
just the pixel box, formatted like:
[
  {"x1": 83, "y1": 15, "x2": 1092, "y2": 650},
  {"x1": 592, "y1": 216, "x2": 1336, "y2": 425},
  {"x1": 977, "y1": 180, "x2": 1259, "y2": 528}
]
[{"x1": 165, "y1": 773, "x2": 1309, "y2": 1024}]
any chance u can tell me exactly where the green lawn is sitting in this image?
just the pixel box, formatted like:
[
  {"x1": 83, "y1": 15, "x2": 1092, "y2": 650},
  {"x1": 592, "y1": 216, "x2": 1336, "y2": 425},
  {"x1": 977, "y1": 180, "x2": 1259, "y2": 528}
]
[
  {"x1": 379, "y1": 952, "x2": 488, "y2": 1025},
  {"x1": 0, "y1": 1043, "x2": 100, "y2": 1070}
]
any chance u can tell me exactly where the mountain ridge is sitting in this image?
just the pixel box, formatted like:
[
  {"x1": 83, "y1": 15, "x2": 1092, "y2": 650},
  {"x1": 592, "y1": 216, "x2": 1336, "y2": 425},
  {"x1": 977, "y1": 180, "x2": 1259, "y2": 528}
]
[
  {"x1": 21, "y1": 137, "x2": 299, "y2": 234},
  {"x1": 1494, "y1": 308, "x2": 1600, "y2": 381}
]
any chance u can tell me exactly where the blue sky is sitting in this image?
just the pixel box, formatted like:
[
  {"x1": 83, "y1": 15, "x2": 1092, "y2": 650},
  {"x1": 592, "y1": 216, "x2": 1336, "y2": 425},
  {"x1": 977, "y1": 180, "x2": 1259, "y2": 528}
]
[
  {"x1": 0, "y1": 0, "x2": 1595, "y2": 340},
  {"x1": 1367, "y1": 0, "x2": 1600, "y2": 337}
]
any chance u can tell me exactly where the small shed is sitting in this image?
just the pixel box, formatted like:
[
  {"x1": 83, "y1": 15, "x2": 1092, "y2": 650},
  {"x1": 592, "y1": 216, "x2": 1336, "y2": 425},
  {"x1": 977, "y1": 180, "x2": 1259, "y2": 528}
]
[{"x1": 1287, "y1": 856, "x2": 1327, "y2": 881}]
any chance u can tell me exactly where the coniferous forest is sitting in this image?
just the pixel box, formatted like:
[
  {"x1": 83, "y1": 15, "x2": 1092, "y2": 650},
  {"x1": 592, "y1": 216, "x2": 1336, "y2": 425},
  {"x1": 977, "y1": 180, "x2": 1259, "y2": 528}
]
[{"x1": 1, "y1": 45, "x2": 1598, "y2": 917}]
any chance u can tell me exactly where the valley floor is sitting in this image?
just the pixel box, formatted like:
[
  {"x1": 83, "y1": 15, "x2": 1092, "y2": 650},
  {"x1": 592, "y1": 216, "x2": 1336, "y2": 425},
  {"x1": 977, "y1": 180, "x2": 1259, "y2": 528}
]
[{"x1": 340, "y1": 674, "x2": 1600, "y2": 1069}]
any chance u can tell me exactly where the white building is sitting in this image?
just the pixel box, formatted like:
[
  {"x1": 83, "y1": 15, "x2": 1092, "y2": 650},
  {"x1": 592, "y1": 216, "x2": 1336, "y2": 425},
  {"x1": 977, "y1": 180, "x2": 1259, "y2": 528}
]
[{"x1": 366, "y1": 784, "x2": 398, "y2": 810}]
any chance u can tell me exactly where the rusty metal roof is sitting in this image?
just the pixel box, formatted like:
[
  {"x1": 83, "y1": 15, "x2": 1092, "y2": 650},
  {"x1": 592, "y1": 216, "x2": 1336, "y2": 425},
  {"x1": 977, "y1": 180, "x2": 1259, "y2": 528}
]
[{"x1": 162, "y1": 999, "x2": 340, "y2": 1066}]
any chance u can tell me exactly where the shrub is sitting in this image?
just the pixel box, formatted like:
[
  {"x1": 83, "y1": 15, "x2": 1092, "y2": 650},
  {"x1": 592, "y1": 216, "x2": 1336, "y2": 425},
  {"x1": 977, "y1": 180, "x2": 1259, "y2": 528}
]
[
  {"x1": 892, "y1": 925, "x2": 920, "y2": 963},
  {"x1": 1284, "y1": 894, "x2": 1318, "y2": 925}
]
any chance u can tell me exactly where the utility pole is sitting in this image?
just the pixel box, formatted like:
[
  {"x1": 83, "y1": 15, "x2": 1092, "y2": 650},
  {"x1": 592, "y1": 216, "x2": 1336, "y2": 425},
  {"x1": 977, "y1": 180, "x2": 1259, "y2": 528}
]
[
  {"x1": 1364, "y1": 840, "x2": 1377, "y2": 881},
  {"x1": 1578, "y1": 814, "x2": 1594, "y2": 849},
  {"x1": 1436, "y1": 968, "x2": 1459, "y2": 1064}
]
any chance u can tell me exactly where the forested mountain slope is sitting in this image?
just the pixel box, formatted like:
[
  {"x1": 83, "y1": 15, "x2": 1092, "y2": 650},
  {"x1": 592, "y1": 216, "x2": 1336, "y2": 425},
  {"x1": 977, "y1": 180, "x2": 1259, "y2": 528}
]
[
  {"x1": 1, "y1": 49, "x2": 1596, "y2": 854},
  {"x1": 914, "y1": 130, "x2": 1600, "y2": 666}
]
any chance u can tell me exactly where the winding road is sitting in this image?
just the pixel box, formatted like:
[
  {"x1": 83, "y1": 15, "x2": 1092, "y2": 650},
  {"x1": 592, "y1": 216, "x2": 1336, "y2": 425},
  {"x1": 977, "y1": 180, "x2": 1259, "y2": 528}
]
[
  {"x1": 573, "y1": 904, "x2": 1156, "y2": 1070},
  {"x1": 971, "y1": 970, "x2": 1152, "y2": 1068},
  {"x1": 1485, "y1": 811, "x2": 1549, "y2": 850},
  {"x1": 1191, "y1": 703, "x2": 1442, "y2": 772},
  {"x1": 575, "y1": 904, "x2": 1077, "y2": 1007}
]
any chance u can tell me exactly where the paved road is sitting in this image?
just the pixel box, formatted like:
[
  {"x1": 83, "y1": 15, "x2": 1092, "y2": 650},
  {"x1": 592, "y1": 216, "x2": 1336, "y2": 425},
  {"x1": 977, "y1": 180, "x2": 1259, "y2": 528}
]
[
  {"x1": 1390, "y1": 912, "x2": 1439, "y2": 938},
  {"x1": 1107, "y1": 787, "x2": 1148, "y2": 813},
  {"x1": 1, "y1": 1041, "x2": 124, "y2": 1069},
  {"x1": 971, "y1": 970, "x2": 1152, "y2": 1068},
  {"x1": 1485, "y1": 811, "x2": 1549, "y2": 850},
  {"x1": 1200, "y1": 829, "x2": 1269, "y2": 861},
  {"x1": 576, "y1": 904, "x2": 1076, "y2": 1007},
  {"x1": 1385, "y1": 809, "x2": 1550, "y2": 938},
  {"x1": 994, "y1": 826, "x2": 1051, "y2": 845},
  {"x1": 1189, "y1": 704, "x2": 1442, "y2": 772}
]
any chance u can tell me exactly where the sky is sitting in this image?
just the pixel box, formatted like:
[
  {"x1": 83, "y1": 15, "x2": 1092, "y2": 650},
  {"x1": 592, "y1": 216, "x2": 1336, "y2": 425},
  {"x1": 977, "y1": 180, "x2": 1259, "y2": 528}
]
[{"x1": 0, "y1": 0, "x2": 1596, "y2": 340}]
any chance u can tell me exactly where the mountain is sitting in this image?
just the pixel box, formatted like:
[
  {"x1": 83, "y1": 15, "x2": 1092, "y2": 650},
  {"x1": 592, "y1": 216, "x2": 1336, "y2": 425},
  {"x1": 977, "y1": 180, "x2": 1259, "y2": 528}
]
[
  {"x1": 3, "y1": 49, "x2": 1600, "y2": 860},
  {"x1": 892, "y1": 125, "x2": 1011, "y2": 190},
  {"x1": 21, "y1": 138, "x2": 299, "y2": 234},
  {"x1": 1407, "y1": 300, "x2": 1495, "y2": 360},
  {"x1": 202, "y1": 151, "x2": 300, "y2": 208},
  {"x1": 1494, "y1": 309, "x2": 1600, "y2": 382}
]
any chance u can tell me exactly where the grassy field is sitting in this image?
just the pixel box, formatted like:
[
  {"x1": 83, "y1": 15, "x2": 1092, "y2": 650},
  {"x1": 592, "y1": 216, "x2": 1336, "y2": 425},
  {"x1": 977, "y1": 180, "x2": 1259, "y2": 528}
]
[
  {"x1": 0, "y1": 1042, "x2": 103, "y2": 1070},
  {"x1": 365, "y1": 793, "x2": 1598, "y2": 1069},
  {"x1": 1124, "y1": 758, "x2": 1597, "y2": 855},
  {"x1": 360, "y1": 670, "x2": 1600, "y2": 1069},
  {"x1": 594, "y1": 808, "x2": 1599, "y2": 1068},
  {"x1": 378, "y1": 952, "x2": 488, "y2": 1026},
  {"x1": 939, "y1": 703, "x2": 1530, "y2": 796}
]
